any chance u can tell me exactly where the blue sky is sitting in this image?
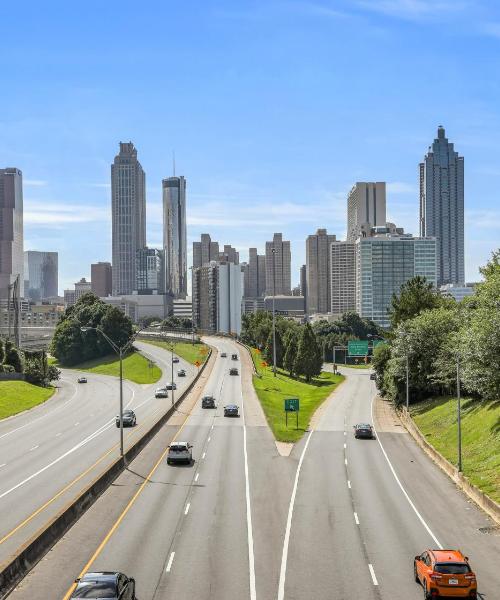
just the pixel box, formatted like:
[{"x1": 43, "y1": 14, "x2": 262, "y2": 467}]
[{"x1": 1, "y1": 0, "x2": 500, "y2": 293}]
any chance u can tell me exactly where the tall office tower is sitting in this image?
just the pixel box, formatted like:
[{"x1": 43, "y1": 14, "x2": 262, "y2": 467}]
[
  {"x1": 193, "y1": 233, "x2": 219, "y2": 269},
  {"x1": 136, "y1": 247, "x2": 164, "y2": 293},
  {"x1": 111, "y1": 142, "x2": 146, "y2": 295},
  {"x1": 300, "y1": 264, "x2": 307, "y2": 298},
  {"x1": 91, "y1": 262, "x2": 112, "y2": 297},
  {"x1": 356, "y1": 233, "x2": 437, "y2": 328},
  {"x1": 24, "y1": 251, "x2": 58, "y2": 301},
  {"x1": 420, "y1": 126, "x2": 465, "y2": 286},
  {"x1": 347, "y1": 182, "x2": 386, "y2": 242},
  {"x1": 330, "y1": 241, "x2": 356, "y2": 318},
  {"x1": 0, "y1": 168, "x2": 24, "y2": 299},
  {"x1": 265, "y1": 233, "x2": 291, "y2": 296},
  {"x1": 247, "y1": 248, "x2": 266, "y2": 297},
  {"x1": 241, "y1": 262, "x2": 250, "y2": 297},
  {"x1": 306, "y1": 228, "x2": 337, "y2": 315},
  {"x1": 163, "y1": 176, "x2": 187, "y2": 298},
  {"x1": 219, "y1": 245, "x2": 239, "y2": 265}
]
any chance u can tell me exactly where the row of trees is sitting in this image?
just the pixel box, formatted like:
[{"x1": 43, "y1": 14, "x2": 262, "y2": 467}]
[
  {"x1": 50, "y1": 292, "x2": 134, "y2": 366},
  {"x1": 373, "y1": 253, "x2": 500, "y2": 404},
  {"x1": 0, "y1": 338, "x2": 59, "y2": 386}
]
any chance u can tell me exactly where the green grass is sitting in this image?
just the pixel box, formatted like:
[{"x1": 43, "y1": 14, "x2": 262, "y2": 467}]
[
  {"x1": 251, "y1": 348, "x2": 344, "y2": 443},
  {"x1": 61, "y1": 351, "x2": 161, "y2": 384},
  {"x1": 141, "y1": 340, "x2": 210, "y2": 366},
  {"x1": 411, "y1": 397, "x2": 500, "y2": 503},
  {"x1": 0, "y1": 381, "x2": 55, "y2": 420}
]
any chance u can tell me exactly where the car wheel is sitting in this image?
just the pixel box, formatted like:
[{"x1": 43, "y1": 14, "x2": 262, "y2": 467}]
[
  {"x1": 167, "y1": 459, "x2": 171, "y2": 465},
  {"x1": 414, "y1": 563, "x2": 419, "y2": 583}
]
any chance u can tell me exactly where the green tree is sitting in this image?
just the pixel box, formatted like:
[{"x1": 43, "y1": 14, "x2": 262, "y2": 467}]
[
  {"x1": 4, "y1": 339, "x2": 23, "y2": 372},
  {"x1": 389, "y1": 276, "x2": 443, "y2": 329},
  {"x1": 371, "y1": 342, "x2": 391, "y2": 395},
  {"x1": 283, "y1": 328, "x2": 298, "y2": 377},
  {"x1": 294, "y1": 323, "x2": 322, "y2": 382}
]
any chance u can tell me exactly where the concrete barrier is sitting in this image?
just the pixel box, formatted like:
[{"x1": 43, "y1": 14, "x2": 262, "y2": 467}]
[
  {"x1": 236, "y1": 340, "x2": 260, "y2": 377},
  {"x1": 0, "y1": 349, "x2": 212, "y2": 599},
  {"x1": 398, "y1": 407, "x2": 500, "y2": 526}
]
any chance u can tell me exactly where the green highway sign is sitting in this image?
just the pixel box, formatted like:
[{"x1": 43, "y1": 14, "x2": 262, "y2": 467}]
[
  {"x1": 348, "y1": 340, "x2": 369, "y2": 356},
  {"x1": 285, "y1": 398, "x2": 300, "y2": 412}
]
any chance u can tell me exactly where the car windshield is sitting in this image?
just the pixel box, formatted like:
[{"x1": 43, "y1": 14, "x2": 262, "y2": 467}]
[
  {"x1": 434, "y1": 563, "x2": 471, "y2": 574},
  {"x1": 73, "y1": 582, "x2": 116, "y2": 598},
  {"x1": 358, "y1": 424, "x2": 371, "y2": 429}
]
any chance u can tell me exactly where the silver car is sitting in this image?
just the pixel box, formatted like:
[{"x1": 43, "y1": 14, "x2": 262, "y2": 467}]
[
  {"x1": 167, "y1": 441, "x2": 193, "y2": 465},
  {"x1": 155, "y1": 387, "x2": 169, "y2": 398}
]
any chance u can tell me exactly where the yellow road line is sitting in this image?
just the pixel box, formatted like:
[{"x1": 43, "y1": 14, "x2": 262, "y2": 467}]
[{"x1": 62, "y1": 399, "x2": 195, "y2": 599}]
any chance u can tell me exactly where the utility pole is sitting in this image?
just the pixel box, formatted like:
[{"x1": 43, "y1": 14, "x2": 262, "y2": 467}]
[
  {"x1": 406, "y1": 353, "x2": 410, "y2": 411},
  {"x1": 272, "y1": 247, "x2": 277, "y2": 377},
  {"x1": 457, "y1": 353, "x2": 462, "y2": 472}
]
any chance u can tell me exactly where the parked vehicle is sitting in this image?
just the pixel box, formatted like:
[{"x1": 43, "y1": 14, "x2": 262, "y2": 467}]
[
  {"x1": 167, "y1": 441, "x2": 193, "y2": 465},
  {"x1": 414, "y1": 549, "x2": 477, "y2": 599},
  {"x1": 115, "y1": 409, "x2": 136, "y2": 427},
  {"x1": 353, "y1": 423, "x2": 374, "y2": 439},
  {"x1": 71, "y1": 571, "x2": 136, "y2": 599}
]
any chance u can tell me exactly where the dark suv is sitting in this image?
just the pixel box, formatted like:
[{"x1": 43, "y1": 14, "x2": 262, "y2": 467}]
[
  {"x1": 71, "y1": 571, "x2": 135, "y2": 599},
  {"x1": 202, "y1": 395, "x2": 216, "y2": 408}
]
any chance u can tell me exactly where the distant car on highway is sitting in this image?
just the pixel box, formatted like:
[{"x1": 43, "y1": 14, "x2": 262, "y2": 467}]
[
  {"x1": 231, "y1": 353, "x2": 238, "y2": 360},
  {"x1": 414, "y1": 549, "x2": 477, "y2": 599},
  {"x1": 370, "y1": 372, "x2": 376, "y2": 380},
  {"x1": 172, "y1": 356, "x2": 180, "y2": 363},
  {"x1": 353, "y1": 423, "x2": 374, "y2": 439},
  {"x1": 77, "y1": 377, "x2": 87, "y2": 384},
  {"x1": 165, "y1": 382, "x2": 177, "y2": 390},
  {"x1": 202, "y1": 395, "x2": 216, "y2": 409},
  {"x1": 155, "y1": 387, "x2": 169, "y2": 398},
  {"x1": 224, "y1": 404, "x2": 239, "y2": 417},
  {"x1": 178, "y1": 368, "x2": 186, "y2": 377},
  {"x1": 167, "y1": 441, "x2": 193, "y2": 465},
  {"x1": 71, "y1": 571, "x2": 136, "y2": 599},
  {"x1": 116, "y1": 409, "x2": 136, "y2": 428},
  {"x1": 221, "y1": 352, "x2": 227, "y2": 358},
  {"x1": 229, "y1": 367, "x2": 239, "y2": 376}
]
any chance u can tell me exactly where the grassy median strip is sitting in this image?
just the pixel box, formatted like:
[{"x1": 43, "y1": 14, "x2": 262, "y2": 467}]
[
  {"x1": 141, "y1": 340, "x2": 210, "y2": 366},
  {"x1": 0, "y1": 381, "x2": 55, "y2": 420},
  {"x1": 411, "y1": 397, "x2": 500, "y2": 503},
  {"x1": 60, "y1": 352, "x2": 161, "y2": 384},
  {"x1": 251, "y1": 348, "x2": 344, "y2": 443}
]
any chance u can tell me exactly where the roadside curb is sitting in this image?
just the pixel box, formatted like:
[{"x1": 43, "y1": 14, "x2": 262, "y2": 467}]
[
  {"x1": 397, "y1": 404, "x2": 500, "y2": 526},
  {"x1": 0, "y1": 348, "x2": 213, "y2": 599}
]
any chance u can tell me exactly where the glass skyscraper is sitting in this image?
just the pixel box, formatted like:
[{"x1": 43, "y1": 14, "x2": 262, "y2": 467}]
[
  {"x1": 0, "y1": 168, "x2": 24, "y2": 299},
  {"x1": 163, "y1": 176, "x2": 187, "y2": 299}
]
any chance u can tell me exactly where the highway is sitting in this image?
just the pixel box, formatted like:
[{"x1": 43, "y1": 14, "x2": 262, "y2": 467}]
[
  {"x1": 0, "y1": 341, "x2": 196, "y2": 567},
  {"x1": 6, "y1": 346, "x2": 500, "y2": 599}
]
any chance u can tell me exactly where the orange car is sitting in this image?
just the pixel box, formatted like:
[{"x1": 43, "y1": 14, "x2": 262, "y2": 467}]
[{"x1": 414, "y1": 549, "x2": 477, "y2": 598}]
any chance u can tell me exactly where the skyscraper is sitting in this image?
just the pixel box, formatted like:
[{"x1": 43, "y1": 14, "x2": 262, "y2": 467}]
[
  {"x1": 306, "y1": 228, "x2": 336, "y2": 315},
  {"x1": 0, "y1": 168, "x2": 24, "y2": 299},
  {"x1": 219, "y1": 244, "x2": 239, "y2": 265},
  {"x1": 265, "y1": 233, "x2": 291, "y2": 296},
  {"x1": 330, "y1": 241, "x2": 356, "y2": 318},
  {"x1": 111, "y1": 142, "x2": 146, "y2": 295},
  {"x1": 247, "y1": 248, "x2": 266, "y2": 298},
  {"x1": 136, "y1": 247, "x2": 164, "y2": 293},
  {"x1": 193, "y1": 233, "x2": 219, "y2": 269},
  {"x1": 347, "y1": 182, "x2": 387, "y2": 242},
  {"x1": 163, "y1": 176, "x2": 187, "y2": 298},
  {"x1": 24, "y1": 251, "x2": 58, "y2": 300},
  {"x1": 420, "y1": 126, "x2": 465, "y2": 286},
  {"x1": 91, "y1": 262, "x2": 112, "y2": 298}
]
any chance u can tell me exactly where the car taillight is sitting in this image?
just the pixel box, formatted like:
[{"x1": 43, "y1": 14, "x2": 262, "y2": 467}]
[
  {"x1": 430, "y1": 573, "x2": 443, "y2": 581},
  {"x1": 464, "y1": 574, "x2": 476, "y2": 580}
]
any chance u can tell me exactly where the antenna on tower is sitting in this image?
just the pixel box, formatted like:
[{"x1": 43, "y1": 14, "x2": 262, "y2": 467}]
[{"x1": 172, "y1": 150, "x2": 176, "y2": 176}]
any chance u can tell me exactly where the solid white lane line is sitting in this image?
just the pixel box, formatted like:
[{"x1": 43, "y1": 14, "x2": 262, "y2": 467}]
[
  {"x1": 347, "y1": 480, "x2": 351, "y2": 489},
  {"x1": 371, "y1": 397, "x2": 442, "y2": 548},
  {"x1": 194, "y1": 473, "x2": 199, "y2": 482},
  {"x1": 166, "y1": 552, "x2": 175, "y2": 573},
  {"x1": 202, "y1": 452, "x2": 206, "y2": 459},
  {"x1": 277, "y1": 430, "x2": 313, "y2": 600},
  {"x1": 354, "y1": 512, "x2": 360, "y2": 525},
  {"x1": 242, "y1": 400, "x2": 257, "y2": 600},
  {"x1": 29, "y1": 445, "x2": 39, "y2": 451},
  {"x1": 368, "y1": 564, "x2": 378, "y2": 586},
  {"x1": 184, "y1": 503, "x2": 190, "y2": 515}
]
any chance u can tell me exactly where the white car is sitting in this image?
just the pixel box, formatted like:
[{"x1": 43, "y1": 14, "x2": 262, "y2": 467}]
[
  {"x1": 155, "y1": 387, "x2": 169, "y2": 398},
  {"x1": 167, "y1": 441, "x2": 193, "y2": 465}
]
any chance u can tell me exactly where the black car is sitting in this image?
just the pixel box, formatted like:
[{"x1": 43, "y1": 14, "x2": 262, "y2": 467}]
[
  {"x1": 202, "y1": 395, "x2": 216, "y2": 409},
  {"x1": 165, "y1": 382, "x2": 177, "y2": 390},
  {"x1": 116, "y1": 409, "x2": 136, "y2": 427},
  {"x1": 229, "y1": 367, "x2": 239, "y2": 376},
  {"x1": 221, "y1": 352, "x2": 227, "y2": 358},
  {"x1": 354, "y1": 423, "x2": 374, "y2": 439},
  {"x1": 172, "y1": 357, "x2": 180, "y2": 363},
  {"x1": 231, "y1": 354, "x2": 238, "y2": 360},
  {"x1": 224, "y1": 404, "x2": 239, "y2": 417},
  {"x1": 178, "y1": 369, "x2": 186, "y2": 377},
  {"x1": 71, "y1": 571, "x2": 135, "y2": 599},
  {"x1": 370, "y1": 373, "x2": 376, "y2": 380}
]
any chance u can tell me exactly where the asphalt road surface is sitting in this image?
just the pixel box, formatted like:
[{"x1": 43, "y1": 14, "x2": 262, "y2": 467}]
[
  {"x1": 6, "y1": 352, "x2": 499, "y2": 599},
  {"x1": 0, "y1": 341, "x2": 195, "y2": 566}
]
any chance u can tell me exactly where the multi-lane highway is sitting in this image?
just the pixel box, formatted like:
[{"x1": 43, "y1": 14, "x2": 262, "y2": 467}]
[
  {"x1": 5, "y1": 340, "x2": 500, "y2": 599},
  {"x1": 0, "y1": 341, "x2": 196, "y2": 566}
]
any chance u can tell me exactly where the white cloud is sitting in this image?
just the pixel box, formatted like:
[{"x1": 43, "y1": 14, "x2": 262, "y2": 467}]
[
  {"x1": 356, "y1": 0, "x2": 469, "y2": 20},
  {"x1": 24, "y1": 200, "x2": 109, "y2": 227},
  {"x1": 87, "y1": 183, "x2": 111, "y2": 189},
  {"x1": 387, "y1": 181, "x2": 418, "y2": 194},
  {"x1": 481, "y1": 22, "x2": 500, "y2": 38},
  {"x1": 466, "y1": 209, "x2": 500, "y2": 230},
  {"x1": 24, "y1": 179, "x2": 48, "y2": 187}
]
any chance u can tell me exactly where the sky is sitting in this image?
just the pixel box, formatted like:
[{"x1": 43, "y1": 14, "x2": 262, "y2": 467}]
[{"x1": 1, "y1": 0, "x2": 500, "y2": 293}]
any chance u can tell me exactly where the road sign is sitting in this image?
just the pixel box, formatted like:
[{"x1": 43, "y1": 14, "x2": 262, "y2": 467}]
[
  {"x1": 285, "y1": 398, "x2": 299, "y2": 412},
  {"x1": 348, "y1": 340, "x2": 369, "y2": 356}
]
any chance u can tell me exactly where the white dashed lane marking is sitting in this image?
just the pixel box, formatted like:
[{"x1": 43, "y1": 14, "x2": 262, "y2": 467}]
[
  {"x1": 194, "y1": 473, "x2": 199, "y2": 482},
  {"x1": 29, "y1": 445, "x2": 39, "y2": 452},
  {"x1": 368, "y1": 564, "x2": 378, "y2": 586},
  {"x1": 184, "y1": 503, "x2": 190, "y2": 515},
  {"x1": 166, "y1": 552, "x2": 175, "y2": 573},
  {"x1": 354, "y1": 512, "x2": 360, "y2": 525}
]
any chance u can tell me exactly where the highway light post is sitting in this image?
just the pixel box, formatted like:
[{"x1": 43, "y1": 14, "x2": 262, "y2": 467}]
[
  {"x1": 457, "y1": 353, "x2": 462, "y2": 472},
  {"x1": 272, "y1": 247, "x2": 277, "y2": 377}
]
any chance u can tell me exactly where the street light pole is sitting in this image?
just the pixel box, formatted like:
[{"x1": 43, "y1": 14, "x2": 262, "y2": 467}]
[
  {"x1": 119, "y1": 347, "x2": 124, "y2": 457},
  {"x1": 406, "y1": 354, "x2": 410, "y2": 411},
  {"x1": 457, "y1": 353, "x2": 462, "y2": 472},
  {"x1": 272, "y1": 247, "x2": 277, "y2": 377}
]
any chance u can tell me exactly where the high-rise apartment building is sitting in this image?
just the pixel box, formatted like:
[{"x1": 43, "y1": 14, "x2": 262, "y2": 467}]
[
  {"x1": 306, "y1": 228, "x2": 337, "y2": 315},
  {"x1": 356, "y1": 233, "x2": 437, "y2": 328},
  {"x1": 136, "y1": 247, "x2": 164, "y2": 293},
  {"x1": 219, "y1": 245, "x2": 239, "y2": 265},
  {"x1": 330, "y1": 241, "x2": 356, "y2": 318},
  {"x1": 75, "y1": 277, "x2": 92, "y2": 302},
  {"x1": 247, "y1": 248, "x2": 266, "y2": 298},
  {"x1": 163, "y1": 176, "x2": 187, "y2": 298},
  {"x1": 265, "y1": 233, "x2": 291, "y2": 296},
  {"x1": 347, "y1": 182, "x2": 386, "y2": 242},
  {"x1": 420, "y1": 126, "x2": 465, "y2": 286},
  {"x1": 300, "y1": 264, "x2": 307, "y2": 299},
  {"x1": 193, "y1": 233, "x2": 219, "y2": 269},
  {"x1": 111, "y1": 142, "x2": 146, "y2": 296},
  {"x1": 24, "y1": 251, "x2": 58, "y2": 301},
  {"x1": 91, "y1": 262, "x2": 112, "y2": 298},
  {"x1": 0, "y1": 168, "x2": 24, "y2": 299}
]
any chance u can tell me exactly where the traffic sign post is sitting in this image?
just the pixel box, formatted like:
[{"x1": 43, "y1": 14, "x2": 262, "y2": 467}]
[{"x1": 285, "y1": 398, "x2": 300, "y2": 429}]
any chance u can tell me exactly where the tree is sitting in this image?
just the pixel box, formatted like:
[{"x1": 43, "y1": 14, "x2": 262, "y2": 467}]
[
  {"x1": 371, "y1": 342, "x2": 391, "y2": 395},
  {"x1": 294, "y1": 323, "x2": 322, "y2": 382},
  {"x1": 389, "y1": 276, "x2": 443, "y2": 329},
  {"x1": 283, "y1": 329, "x2": 298, "y2": 377},
  {"x1": 4, "y1": 339, "x2": 23, "y2": 372}
]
